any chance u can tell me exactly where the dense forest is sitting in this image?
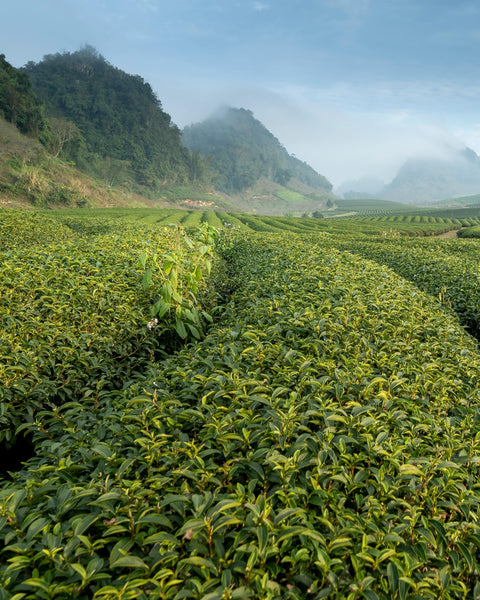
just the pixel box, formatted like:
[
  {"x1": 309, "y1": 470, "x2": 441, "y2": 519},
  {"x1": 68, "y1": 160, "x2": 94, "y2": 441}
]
[
  {"x1": 0, "y1": 54, "x2": 48, "y2": 139},
  {"x1": 182, "y1": 107, "x2": 333, "y2": 194},
  {"x1": 22, "y1": 46, "x2": 210, "y2": 191}
]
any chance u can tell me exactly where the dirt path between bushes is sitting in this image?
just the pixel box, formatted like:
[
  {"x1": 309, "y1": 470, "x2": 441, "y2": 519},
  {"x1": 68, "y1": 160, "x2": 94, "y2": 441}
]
[{"x1": 435, "y1": 228, "x2": 464, "y2": 238}]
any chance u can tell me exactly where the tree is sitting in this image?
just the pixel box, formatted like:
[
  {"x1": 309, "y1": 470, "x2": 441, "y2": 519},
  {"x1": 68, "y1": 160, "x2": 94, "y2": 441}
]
[
  {"x1": 47, "y1": 117, "x2": 82, "y2": 157},
  {"x1": 274, "y1": 168, "x2": 291, "y2": 186}
]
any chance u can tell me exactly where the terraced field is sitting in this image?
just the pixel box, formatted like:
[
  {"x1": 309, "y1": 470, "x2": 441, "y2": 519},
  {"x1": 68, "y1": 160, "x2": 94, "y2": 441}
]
[
  {"x1": 2, "y1": 208, "x2": 480, "y2": 599},
  {"x1": 51, "y1": 207, "x2": 480, "y2": 236}
]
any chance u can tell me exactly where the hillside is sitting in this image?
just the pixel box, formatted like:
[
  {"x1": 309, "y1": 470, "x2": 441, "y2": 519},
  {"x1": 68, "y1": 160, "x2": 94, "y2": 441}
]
[
  {"x1": 182, "y1": 107, "x2": 335, "y2": 214},
  {"x1": 23, "y1": 46, "x2": 208, "y2": 194},
  {"x1": 0, "y1": 116, "x2": 238, "y2": 210},
  {"x1": 0, "y1": 117, "x2": 171, "y2": 208},
  {"x1": 1, "y1": 52, "x2": 159, "y2": 208},
  {"x1": 380, "y1": 147, "x2": 480, "y2": 204},
  {"x1": 0, "y1": 51, "x2": 237, "y2": 210},
  {"x1": 0, "y1": 49, "x2": 336, "y2": 214}
]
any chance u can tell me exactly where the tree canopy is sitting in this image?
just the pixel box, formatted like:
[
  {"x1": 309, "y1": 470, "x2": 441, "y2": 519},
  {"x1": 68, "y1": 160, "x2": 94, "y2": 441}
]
[
  {"x1": 0, "y1": 54, "x2": 48, "y2": 138},
  {"x1": 23, "y1": 46, "x2": 194, "y2": 189}
]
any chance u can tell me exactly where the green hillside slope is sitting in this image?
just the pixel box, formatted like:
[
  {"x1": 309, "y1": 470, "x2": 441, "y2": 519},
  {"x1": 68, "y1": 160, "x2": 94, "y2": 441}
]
[
  {"x1": 23, "y1": 46, "x2": 207, "y2": 193},
  {"x1": 182, "y1": 107, "x2": 334, "y2": 213}
]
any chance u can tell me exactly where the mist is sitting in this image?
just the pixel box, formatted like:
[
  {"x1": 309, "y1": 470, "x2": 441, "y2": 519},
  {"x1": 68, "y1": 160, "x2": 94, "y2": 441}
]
[{"x1": 158, "y1": 80, "x2": 470, "y2": 191}]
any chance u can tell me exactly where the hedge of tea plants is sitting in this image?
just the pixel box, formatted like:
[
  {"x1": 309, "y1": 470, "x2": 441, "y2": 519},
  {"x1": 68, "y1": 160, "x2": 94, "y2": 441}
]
[
  {"x1": 328, "y1": 235, "x2": 480, "y2": 339},
  {"x1": 457, "y1": 225, "x2": 480, "y2": 239},
  {"x1": 48, "y1": 208, "x2": 468, "y2": 237},
  {"x1": 0, "y1": 211, "x2": 218, "y2": 445},
  {"x1": 0, "y1": 210, "x2": 75, "y2": 250},
  {"x1": 3, "y1": 229, "x2": 480, "y2": 598}
]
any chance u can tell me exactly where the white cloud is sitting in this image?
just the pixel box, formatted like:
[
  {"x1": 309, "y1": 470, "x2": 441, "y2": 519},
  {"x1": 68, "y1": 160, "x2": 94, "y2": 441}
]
[
  {"x1": 136, "y1": 0, "x2": 159, "y2": 12},
  {"x1": 453, "y1": 124, "x2": 480, "y2": 155},
  {"x1": 153, "y1": 70, "x2": 476, "y2": 190},
  {"x1": 253, "y1": 2, "x2": 269, "y2": 11}
]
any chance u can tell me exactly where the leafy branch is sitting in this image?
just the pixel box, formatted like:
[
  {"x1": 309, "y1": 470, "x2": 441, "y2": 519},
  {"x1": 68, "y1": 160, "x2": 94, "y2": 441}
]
[{"x1": 140, "y1": 223, "x2": 218, "y2": 340}]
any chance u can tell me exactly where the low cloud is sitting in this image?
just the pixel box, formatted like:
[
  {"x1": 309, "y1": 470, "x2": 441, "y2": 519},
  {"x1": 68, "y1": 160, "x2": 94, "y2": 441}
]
[
  {"x1": 258, "y1": 107, "x2": 461, "y2": 187},
  {"x1": 158, "y1": 78, "x2": 470, "y2": 189}
]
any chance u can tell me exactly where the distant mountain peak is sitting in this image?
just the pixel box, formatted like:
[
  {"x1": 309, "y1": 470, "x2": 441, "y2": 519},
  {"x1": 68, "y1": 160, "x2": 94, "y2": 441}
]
[{"x1": 380, "y1": 146, "x2": 480, "y2": 204}]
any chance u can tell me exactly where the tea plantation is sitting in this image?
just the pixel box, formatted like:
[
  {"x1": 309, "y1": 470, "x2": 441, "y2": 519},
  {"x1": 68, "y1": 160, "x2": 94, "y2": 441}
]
[{"x1": 2, "y1": 209, "x2": 480, "y2": 599}]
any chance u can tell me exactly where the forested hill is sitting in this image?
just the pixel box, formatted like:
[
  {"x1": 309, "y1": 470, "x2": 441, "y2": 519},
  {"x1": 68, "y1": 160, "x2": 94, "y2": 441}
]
[
  {"x1": 182, "y1": 107, "x2": 332, "y2": 194},
  {"x1": 23, "y1": 46, "x2": 195, "y2": 190},
  {"x1": 0, "y1": 54, "x2": 48, "y2": 139}
]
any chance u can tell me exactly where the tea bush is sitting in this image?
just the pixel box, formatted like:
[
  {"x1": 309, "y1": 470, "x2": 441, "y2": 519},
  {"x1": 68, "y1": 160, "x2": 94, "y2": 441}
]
[
  {"x1": 0, "y1": 214, "x2": 218, "y2": 445},
  {"x1": 0, "y1": 210, "x2": 75, "y2": 250},
  {"x1": 3, "y1": 230, "x2": 480, "y2": 598},
  {"x1": 458, "y1": 225, "x2": 480, "y2": 239},
  {"x1": 330, "y1": 235, "x2": 480, "y2": 339}
]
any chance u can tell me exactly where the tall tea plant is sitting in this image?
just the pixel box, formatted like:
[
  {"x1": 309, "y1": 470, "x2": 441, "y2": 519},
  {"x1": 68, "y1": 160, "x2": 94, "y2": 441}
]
[{"x1": 140, "y1": 223, "x2": 218, "y2": 340}]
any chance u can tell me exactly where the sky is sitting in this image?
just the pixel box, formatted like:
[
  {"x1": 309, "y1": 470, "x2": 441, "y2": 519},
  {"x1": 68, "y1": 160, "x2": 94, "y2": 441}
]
[{"x1": 3, "y1": 0, "x2": 480, "y2": 189}]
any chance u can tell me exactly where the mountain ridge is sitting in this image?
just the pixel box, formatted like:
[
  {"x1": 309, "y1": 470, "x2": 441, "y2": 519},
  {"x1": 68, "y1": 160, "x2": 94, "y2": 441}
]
[
  {"x1": 338, "y1": 147, "x2": 480, "y2": 205},
  {"x1": 182, "y1": 107, "x2": 332, "y2": 193},
  {"x1": 0, "y1": 49, "x2": 334, "y2": 213}
]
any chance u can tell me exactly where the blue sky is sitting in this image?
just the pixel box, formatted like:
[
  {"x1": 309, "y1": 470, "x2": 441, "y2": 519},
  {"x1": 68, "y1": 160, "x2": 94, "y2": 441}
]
[{"x1": 3, "y1": 0, "x2": 480, "y2": 187}]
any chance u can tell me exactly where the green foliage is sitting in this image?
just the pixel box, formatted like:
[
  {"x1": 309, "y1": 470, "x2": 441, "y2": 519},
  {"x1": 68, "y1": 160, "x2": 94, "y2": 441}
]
[
  {"x1": 330, "y1": 234, "x2": 480, "y2": 338},
  {"x1": 23, "y1": 46, "x2": 192, "y2": 191},
  {"x1": 140, "y1": 223, "x2": 217, "y2": 340},
  {"x1": 0, "y1": 54, "x2": 48, "y2": 139},
  {"x1": 0, "y1": 209, "x2": 74, "y2": 250},
  {"x1": 2, "y1": 221, "x2": 480, "y2": 598},
  {"x1": 0, "y1": 212, "x2": 218, "y2": 445},
  {"x1": 42, "y1": 208, "x2": 480, "y2": 241},
  {"x1": 457, "y1": 225, "x2": 480, "y2": 238},
  {"x1": 274, "y1": 188, "x2": 309, "y2": 204}
]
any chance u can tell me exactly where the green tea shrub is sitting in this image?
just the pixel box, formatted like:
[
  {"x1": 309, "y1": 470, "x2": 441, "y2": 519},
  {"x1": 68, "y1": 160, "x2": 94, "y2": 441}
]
[
  {"x1": 458, "y1": 225, "x2": 480, "y2": 239},
  {"x1": 0, "y1": 215, "x2": 219, "y2": 445},
  {"x1": 180, "y1": 211, "x2": 204, "y2": 228},
  {"x1": 331, "y1": 235, "x2": 480, "y2": 338},
  {"x1": 0, "y1": 209, "x2": 74, "y2": 250},
  {"x1": 3, "y1": 232, "x2": 480, "y2": 598}
]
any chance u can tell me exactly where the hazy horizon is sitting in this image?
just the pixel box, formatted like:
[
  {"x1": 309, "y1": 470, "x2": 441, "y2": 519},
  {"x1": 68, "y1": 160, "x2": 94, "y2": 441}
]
[{"x1": 3, "y1": 0, "x2": 480, "y2": 189}]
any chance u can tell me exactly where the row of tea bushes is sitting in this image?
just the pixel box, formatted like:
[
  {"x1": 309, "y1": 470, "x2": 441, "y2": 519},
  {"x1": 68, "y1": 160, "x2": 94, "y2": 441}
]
[
  {"x1": 3, "y1": 233, "x2": 480, "y2": 598},
  {"x1": 0, "y1": 213, "x2": 219, "y2": 444},
  {"x1": 46, "y1": 207, "x2": 471, "y2": 237},
  {"x1": 458, "y1": 225, "x2": 480, "y2": 239},
  {"x1": 328, "y1": 235, "x2": 480, "y2": 339},
  {"x1": 0, "y1": 210, "x2": 75, "y2": 251}
]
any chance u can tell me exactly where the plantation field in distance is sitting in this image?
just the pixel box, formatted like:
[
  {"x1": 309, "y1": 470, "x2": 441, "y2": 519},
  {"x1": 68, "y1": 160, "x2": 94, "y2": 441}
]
[
  {"x1": 50, "y1": 205, "x2": 480, "y2": 237},
  {"x1": 3, "y1": 205, "x2": 480, "y2": 598}
]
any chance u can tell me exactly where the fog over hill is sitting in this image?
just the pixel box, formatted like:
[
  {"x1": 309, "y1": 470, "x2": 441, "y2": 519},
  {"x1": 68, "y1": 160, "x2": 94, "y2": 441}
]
[
  {"x1": 380, "y1": 147, "x2": 480, "y2": 204},
  {"x1": 335, "y1": 177, "x2": 386, "y2": 200},
  {"x1": 335, "y1": 146, "x2": 480, "y2": 205},
  {"x1": 182, "y1": 106, "x2": 332, "y2": 195}
]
